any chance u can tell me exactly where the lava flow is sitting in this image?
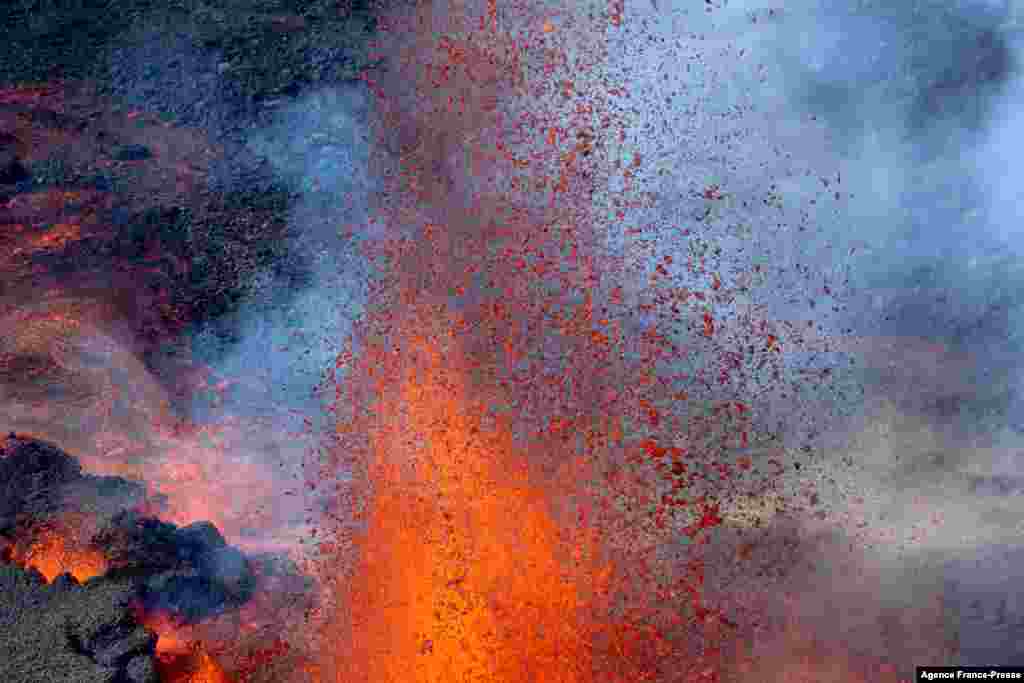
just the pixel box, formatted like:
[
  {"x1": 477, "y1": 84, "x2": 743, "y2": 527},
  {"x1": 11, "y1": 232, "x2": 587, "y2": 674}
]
[
  {"x1": 8, "y1": 514, "x2": 108, "y2": 583},
  {"x1": 137, "y1": 610, "x2": 232, "y2": 683},
  {"x1": 325, "y1": 323, "x2": 607, "y2": 682}
]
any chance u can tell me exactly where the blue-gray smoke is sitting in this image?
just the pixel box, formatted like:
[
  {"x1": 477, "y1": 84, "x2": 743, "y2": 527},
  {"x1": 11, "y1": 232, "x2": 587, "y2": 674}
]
[
  {"x1": 189, "y1": 84, "x2": 376, "y2": 433},
  {"x1": 175, "y1": 82, "x2": 380, "y2": 552},
  {"x1": 610, "y1": 0, "x2": 1024, "y2": 668}
]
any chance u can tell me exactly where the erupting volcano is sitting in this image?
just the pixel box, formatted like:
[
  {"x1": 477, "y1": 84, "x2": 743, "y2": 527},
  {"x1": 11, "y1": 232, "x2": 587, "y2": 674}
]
[
  {"x1": 306, "y1": 0, "x2": 839, "y2": 680},
  {"x1": 9, "y1": 0, "x2": 1024, "y2": 679}
]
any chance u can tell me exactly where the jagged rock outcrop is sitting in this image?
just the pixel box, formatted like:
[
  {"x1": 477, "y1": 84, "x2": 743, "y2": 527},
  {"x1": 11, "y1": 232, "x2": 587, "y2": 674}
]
[
  {"x1": 0, "y1": 435, "x2": 145, "y2": 540},
  {"x1": 0, "y1": 434, "x2": 258, "y2": 681},
  {"x1": 0, "y1": 562, "x2": 158, "y2": 683},
  {"x1": 1, "y1": 434, "x2": 254, "y2": 619}
]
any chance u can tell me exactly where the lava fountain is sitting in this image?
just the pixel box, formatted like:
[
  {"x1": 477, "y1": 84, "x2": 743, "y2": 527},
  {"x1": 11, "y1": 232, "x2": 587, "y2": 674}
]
[
  {"x1": 325, "y1": 320, "x2": 608, "y2": 682},
  {"x1": 309, "y1": 0, "x2": 636, "y2": 680},
  {"x1": 302, "y1": 0, "x2": 948, "y2": 679},
  {"x1": 309, "y1": 0, "x2": 753, "y2": 680}
]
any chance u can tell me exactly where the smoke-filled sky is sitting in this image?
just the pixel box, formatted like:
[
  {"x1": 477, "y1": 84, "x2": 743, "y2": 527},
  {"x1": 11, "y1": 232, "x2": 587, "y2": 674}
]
[{"x1": 190, "y1": 83, "x2": 377, "y2": 430}]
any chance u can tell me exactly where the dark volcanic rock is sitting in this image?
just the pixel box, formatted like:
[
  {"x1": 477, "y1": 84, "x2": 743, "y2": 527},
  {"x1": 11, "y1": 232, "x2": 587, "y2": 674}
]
[
  {"x1": 1, "y1": 0, "x2": 379, "y2": 94},
  {"x1": 0, "y1": 435, "x2": 312, "y2": 683},
  {"x1": 0, "y1": 434, "x2": 145, "y2": 538},
  {"x1": 97, "y1": 512, "x2": 255, "y2": 620},
  {"x1": 0, "y1": 83, "x2": 308, "y2": 405},
  {"x1": 0, "y1": 562, "x2": 157, "y2": 683},
  {"x1": 125, "y1": 655, "x2": 159, "y2": 683},
  {"x1": 1, "y1": 433, "x2": 254, "y2": 621},
  {"x1": 0, "y1": 435, "x2": 86, "y2": 530}
]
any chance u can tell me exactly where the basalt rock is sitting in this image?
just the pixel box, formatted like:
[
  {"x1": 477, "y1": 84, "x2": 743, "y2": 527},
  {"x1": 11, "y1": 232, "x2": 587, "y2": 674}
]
[
  {"x1": 0, "y1": 435, "x2": 144, "y2": 539},
  {"x1": 1, "y1": 434, "x2": 255, "y2": 641},
  {"x1": 110, "y1": 144, "x2": 152, "y2": 162},
  {"x1": 0, "y1": 131, "x2": 29, "y2": 185},
  {"x1": 0, "y1": 562, "x2": 158, "y2": 683},
  {"x1": 96, "y1": 512, "x2": 255, "y2": 620}
]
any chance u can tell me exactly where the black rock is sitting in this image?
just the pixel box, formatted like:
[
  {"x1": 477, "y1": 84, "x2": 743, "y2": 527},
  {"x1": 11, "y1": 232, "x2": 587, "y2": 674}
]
[
  {"x1": 0, "y1": 562, "x2": 157, "y2": 683},
  {"x1": 95, "y1": 511, "x2": 255, "y2": 619},
  {"x1": 176, "y1": 520, "x2": 227, "y2": 552},
  {"x1": 0, "y1": 436, "x2": 83, "y2": 533},
  {"x1": 89, "y1": 173, "x2": 115, "y2": 191},
  {"x1": 92, "y1": 626, "x2": 157, "y2": 667},
  {"x1": 1, "y1": 436, "x2": 254, "y2": 622},
  {"x1": 0, "y1": 131, "x2": 29, "y2": 185},
  {"x1": 0, "y1": 435, "x2": 145, "y2": 538},
  {"x1": 52, "y1": 572, "x2": 80, "y2": 591},
  {"x1": 0, "y1": 158, "x2": 29, "y2": 184}
]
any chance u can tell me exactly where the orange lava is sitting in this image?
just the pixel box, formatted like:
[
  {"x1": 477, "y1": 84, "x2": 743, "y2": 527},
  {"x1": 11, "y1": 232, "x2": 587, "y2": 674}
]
[
  {"x1": 311, "y1": 0, "x2": 730, "y2": 679},
  {"x1": 136, "y1": 610, "x2": 193, "y2": 658},
  {"x1": 14, "y1": 527, "x2": 108, "y2": 583},
  {"x1": 326, "y1": 328, "x2": 608, "y2": 683},
  {"x1": 138, "y1": 610, "x2": 235, "y2": 683},
  {"x1": 27, "y1": 221, "x2": 82, "y2": 250}
]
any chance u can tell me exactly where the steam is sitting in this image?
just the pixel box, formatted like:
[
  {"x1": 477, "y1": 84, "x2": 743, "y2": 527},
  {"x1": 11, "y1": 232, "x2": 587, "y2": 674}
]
[{"x1": 191, "y1": 84, "x2": 376, "y2": 431}]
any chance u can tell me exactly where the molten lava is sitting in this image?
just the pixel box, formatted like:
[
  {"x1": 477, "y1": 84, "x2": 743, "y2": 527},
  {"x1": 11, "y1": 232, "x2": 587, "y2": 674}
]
[
  {"x1": 329, "y1": 329, "x2": 608, "y2": 683},
  {"x1": 310, "y1": 0, "x2": 747, "y2": 679},
  {"x1": 14, "y1": 525, "x2": 107, "y2": 583},
  {"x1": 138, "y1": 609, "x2": 234, "y2": 683},
  {"x1": 155, "y1": 650, "x2": 233, "y2": 683}
]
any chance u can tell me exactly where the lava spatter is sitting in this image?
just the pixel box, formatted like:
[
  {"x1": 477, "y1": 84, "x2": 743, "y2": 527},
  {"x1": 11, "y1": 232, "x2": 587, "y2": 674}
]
[{"x1": 308, "y1": 0, "x2": 811, "y2": 680}]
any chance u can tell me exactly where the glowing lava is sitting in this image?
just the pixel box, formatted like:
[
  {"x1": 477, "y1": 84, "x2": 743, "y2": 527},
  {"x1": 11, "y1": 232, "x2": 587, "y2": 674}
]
[
  {"x1": 138, "y1": 609, "x2": 234, "y2": 683},
  {"x1": 13, "y1": 524, "x2": 107, "y2": 583},
  {"x1": 310, "y1": 0, "x2": 735, "y2": 679},
  {"x1": 155, "y1": 650, "x2": 233, "y2": 683},
  {"x1": 325, "y1": 325, "x2": 607, "y2": 683}
]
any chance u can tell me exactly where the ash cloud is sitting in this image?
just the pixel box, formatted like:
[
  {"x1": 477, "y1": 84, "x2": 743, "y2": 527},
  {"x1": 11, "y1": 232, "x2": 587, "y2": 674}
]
[{"x1": 101, "y1": 9, "x2": 379, "y2": 433}]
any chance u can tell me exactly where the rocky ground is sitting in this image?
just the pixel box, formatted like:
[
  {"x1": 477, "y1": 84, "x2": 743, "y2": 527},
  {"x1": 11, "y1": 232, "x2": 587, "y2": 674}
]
[
  {"x1": 0, "y1": 0, "x2": 381, "y2": 380},
  {"x1": 0, "y1": 561, "x2": 160, "y2": 683},
  {"x1": 0, "y1": 1, "x2": 378, "y2": 108}
]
